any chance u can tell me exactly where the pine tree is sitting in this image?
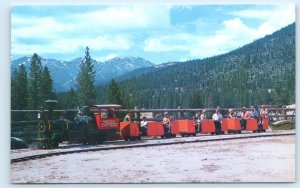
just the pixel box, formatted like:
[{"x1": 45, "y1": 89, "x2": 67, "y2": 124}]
[
  {"x1": 108, "y1": 79, "x2": 123, "y2": 105},
  {"x1": 41, "y1": 66, "x2": 54, "y2": 101},
  {"x1": 11, "y1": 68, "x2": 18, "y2": 110},
  {"x1": 11, "y1": 64, "x2": 28, "y2": 120},
  {"x1": 28, "y1": 53, "x2": 43, "y2": 109},
  {"x1": 77, "y1": 47, "x2": 96, "y2": 106}
]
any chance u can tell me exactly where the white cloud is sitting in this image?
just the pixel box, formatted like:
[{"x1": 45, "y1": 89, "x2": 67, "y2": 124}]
[
  {"x1": 94, "y1": 53, "x2": 119, "y2": 62},
  {"x1": 228, "y1": 4, "x2": 295, "y2": 38},
  {"x1": 144, "y1": 5, "x2": 295, "y2": 60},
  {"x1": 144, "y1": 18, "x2": 256, "y2": 58},
  {"x1": 11, "y1": 5, "x2": 171, "y2": 57},
  {"x1": 144, "y1": 34, "x2": 197, "y2": 52},
  {"x1": 11, "y1": 5, "x2": 295, "y2": 63},
  {"x1": 229, "y1": 9, "x2": 274, "y2": 20},
  {"x1": 12, "y1": 17, "x2": 64, "y2": 39},
  {"x1": 73, "y1": 6, "x2": 153, "y2": 29},
  {"x1": 12, "y1": 35, "x2": 131, "y2": 55}
]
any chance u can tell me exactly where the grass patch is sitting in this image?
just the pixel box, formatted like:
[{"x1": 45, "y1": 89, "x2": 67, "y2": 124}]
[{"x1": 270, "y1": 123, "x2": 295, "y2": 130}]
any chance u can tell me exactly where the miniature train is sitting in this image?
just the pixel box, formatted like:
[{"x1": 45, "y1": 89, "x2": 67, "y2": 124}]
[{"x1": 35, "y1": 104, "x2": 269, "y2": 149}]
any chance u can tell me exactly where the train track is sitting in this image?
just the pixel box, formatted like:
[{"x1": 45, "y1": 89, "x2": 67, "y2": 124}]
[{"x1": 11, "y1": 132, "x2": 295, "y2": 164}]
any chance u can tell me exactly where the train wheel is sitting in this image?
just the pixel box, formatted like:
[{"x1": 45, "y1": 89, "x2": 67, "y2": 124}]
[
  {"x1": 160, "y1": 136, "x2": 164, "y2": 139},
  {"x1": 171, "y1": 134, "x2": 176, "y2": 138}
]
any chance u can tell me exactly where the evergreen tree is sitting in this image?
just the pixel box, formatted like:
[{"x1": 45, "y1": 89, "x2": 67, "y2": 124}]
[
  {"x1": 41, "y1": 66, "x2": 54, "y2": 102},
  {"x1": 56, "y1": 87, "x2": 78, "y2": 109},
  {"x1": 11, "y1": 64, "x2": 28, "y2": 120},
  {"x1": 77, "y1": 47, "x2": 96, "y2": 106},
  {"x1": 11, "y1": 68, "x2": 18, "y2": 110},
  {"x1": 16, "y1": 64, "x2": 28, "y2": 109},
  {"x1": 108, "y1": 79, "x2": 123, "y2": 105},
  {"x1": 28, "y1": 53, "x2": 43, "y2": 109}
]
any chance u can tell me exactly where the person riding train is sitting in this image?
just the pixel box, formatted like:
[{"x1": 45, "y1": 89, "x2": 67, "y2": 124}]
[
  {"x1": 240, "y1": 107, "x2": 252, "y2": 130},
  {"x1": 195, "y1": 110, "x2": 207, "y2": 132},
  {"x1": 212, "y1": 108, "x2": 223, "y2": 134},
  {"x1": 123, "y1": 111, "x2": 132, "y2": 122},
  {"x1": 228, "y1": 109, "x2": 236, "y2": 118},
  {"x1": 140, "y1": 116, "x2": 148, "y2": 136},
  {"x1": 162, "y1": 112, "x2": 171, "y2": 133}
]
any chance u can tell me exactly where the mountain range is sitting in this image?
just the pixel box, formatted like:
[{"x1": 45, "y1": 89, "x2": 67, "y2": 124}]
[{"x1": 11, "y1": 56, "x2": 154, "y2": 92}]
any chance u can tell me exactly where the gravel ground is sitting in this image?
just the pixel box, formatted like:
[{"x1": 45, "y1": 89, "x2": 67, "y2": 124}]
[
  {"x1": 10, "y1": 130, "x2": 294, "y2": 160},
  {"x1": 10, "y1": 135, "x2": 295, "y2": 183}
]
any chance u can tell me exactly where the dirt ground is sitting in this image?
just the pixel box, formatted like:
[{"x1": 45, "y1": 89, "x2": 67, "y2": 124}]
[{"x1": 10, "y1": 135, "x2": 295, "y2": 183}]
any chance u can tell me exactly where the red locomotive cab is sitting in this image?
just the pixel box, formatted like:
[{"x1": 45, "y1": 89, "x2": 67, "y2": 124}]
[
  {"x1": 147, "y1": 121, "x2": 164, "y2": 137},
  {"x1": 202, "y1": 119, "x2": 216, "y2": 134},
  {"x1": 177, "y1": 120, "x2": 196, "y2": 137},
  {"x1": 89, "y1": 104, "x2": 122, "y2": 130},
  {"x1": 246, "y1": 118, "x2": 258, "y2": 132},
  {"x1": 120, "y1": 121, "x2": 140, "y2": 141}
]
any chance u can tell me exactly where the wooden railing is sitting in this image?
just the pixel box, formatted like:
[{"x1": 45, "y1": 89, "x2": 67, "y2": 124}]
[{"x1": 11, "y1": 107, "x2": 296, "y2": 125}]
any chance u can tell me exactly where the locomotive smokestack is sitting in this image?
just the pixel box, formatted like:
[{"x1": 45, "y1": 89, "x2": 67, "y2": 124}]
[{"x1": 44, "y1": 100, "x2": 58, "y2": 120}]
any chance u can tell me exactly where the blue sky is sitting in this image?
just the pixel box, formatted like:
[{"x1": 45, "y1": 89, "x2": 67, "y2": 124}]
[{"x1": 11, "y1": 4, "x2": 295, "y2": 64}]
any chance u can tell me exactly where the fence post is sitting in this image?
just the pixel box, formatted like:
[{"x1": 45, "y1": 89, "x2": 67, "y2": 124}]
[
  {"x1": 178, "y1": 106, "x2": 182, "y2": 119},
  {"x1": 282, "y1": 108, "x2": 287, "y2": 120},
  {"x1": 134, "y1": 106, "x2": 138, "y2": 120}
]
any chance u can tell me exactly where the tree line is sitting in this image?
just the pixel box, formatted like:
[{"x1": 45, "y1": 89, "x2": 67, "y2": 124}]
[{"x1": 12, "y1": 47, "x2": 101, "y2": 120}]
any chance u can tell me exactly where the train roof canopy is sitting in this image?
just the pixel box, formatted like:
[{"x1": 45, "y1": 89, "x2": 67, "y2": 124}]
[{"x1": 89, "y1": 104, "x2": 122, "y2": 109}]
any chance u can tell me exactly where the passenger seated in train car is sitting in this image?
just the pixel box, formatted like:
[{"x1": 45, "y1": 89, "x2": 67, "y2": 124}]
[
  {"x1": 260, "y1": 105, "x2": 269, "y2": 119},
  {"x1": 251, "y1": 105, "x2": 260, "y2": 123},
  {"x1": 212, "y1": 109, "x2": 223, "y2": 133},
  {"x1": 194, "y1": 113, "x2": 202, "y2": 132},
  {"x1": 228, "y1": 109, "x2": 235, "y2": 118},
  {"x1": 155, "y1": 113, "x2": 163, "y2": 122},
  {"x1": 123, "y1": 111, "x2": 132, "y2": 122},
  {"x1": 240, "y1": 107, "x2": 252, "y2": 130},
  {"x1": 200, "y1": 110, "x2": 208, "y2": 120},
  {"x1": 140, "y1": 116, "x2": 148, "y2": 136},
  {"x1": 162, "y1": 112, "x2": 171, "y2": 133}
]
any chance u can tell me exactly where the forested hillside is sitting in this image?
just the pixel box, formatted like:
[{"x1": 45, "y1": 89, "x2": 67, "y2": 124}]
[{"x1": 96, "y1": 23, "x2": 295, "y2": 109}]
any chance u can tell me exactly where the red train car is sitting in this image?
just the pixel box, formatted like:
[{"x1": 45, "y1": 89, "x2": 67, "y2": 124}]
[
  {"x1": 202, "y1": 119, "x2": 216, "y2": 134},
  {"x1": 222, "y1": 118, "x2": 241, "y2": 134},
  {"x1": 147, "y1": 121, "x2": 164, "y2": 137},
  {"x1": 262, "y1": 118, "x2": 269, "y2": 132},
  {"x1": 176, "y1": 120, "x2": 196, "y2": 137},
  {"x1": 246, "y1": 118, "x2": 258, "y2": 132},
  {"x1": 171, "y1": 121, "x2": 179, "y2": 137},
  {"x1": 120, "y1": 122, "x2": 140, "y2": 141}
]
